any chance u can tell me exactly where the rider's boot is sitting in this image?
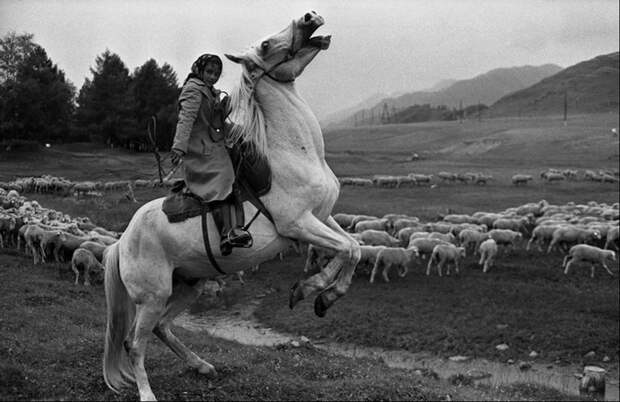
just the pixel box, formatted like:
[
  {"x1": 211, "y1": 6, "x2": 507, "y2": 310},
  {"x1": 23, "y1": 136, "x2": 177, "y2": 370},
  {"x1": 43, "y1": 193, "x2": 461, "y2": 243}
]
[{"x1": 212, "y1": 203, "x2": 252, "y2": 256}]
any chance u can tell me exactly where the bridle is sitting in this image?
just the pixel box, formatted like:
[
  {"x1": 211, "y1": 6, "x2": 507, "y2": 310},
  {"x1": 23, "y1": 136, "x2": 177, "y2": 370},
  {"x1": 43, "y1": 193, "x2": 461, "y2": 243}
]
[{"x1": 253, "y1": 26, "x2": 298, "y2": 84}]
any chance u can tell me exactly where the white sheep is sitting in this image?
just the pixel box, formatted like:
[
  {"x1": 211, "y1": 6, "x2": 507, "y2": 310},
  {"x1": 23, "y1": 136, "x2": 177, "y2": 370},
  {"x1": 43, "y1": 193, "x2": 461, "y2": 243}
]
[
  {"x1": 426, "y1": 244, "x2": 466, "y2": 276},
  {"x1": 547, "y1": 226, "x2": 601, "y2": 253},
  {"x1": 358, "y1": 229, "x2": 400, "y2": 247},
  {"x1": 423, "y1": 222, "x2": 453, "y2": 234},
  {"x1": 372, "y1": 175, "x2": 398, "y2": 188},
  {"x1": 428, "y1": 232, "x2": 457, "y2": 244},
  {"x1": 442, "y1": 214, "x2": 478, "y2": 224},
  {"x1": 474, "y1": 212, "x2": 504, "y2": 229},
  {"x1": 605, "y1": 226, "x2": 619, "y2": 251},
  {"x1": 79, "y1": 240, "x2": 107, "y2": 262},
  {"x1": 392, "y1": 218, "x2": 424, "y2": 234},
  {"x1": 492, "y1": 216, "x2": 532, "y2": 236},
  {"x1": 543, "y1": 172, "x2": 566, "y2": 183},
  {"x1": 396, "y1": 227, "x2": 420, "y2": 247},
  {"x1": 354, "y1": 218, "x2": 390, "y2": 233},
  {"x1": 408, "y1": 237, "x2": 451, "y2": 259},
  {"x1": 408, "y1": 173, "x2": 433, "y2": 185},
  {"x1": 395, "y1": 175, "x2": 416, "y2": 188},
  {"x1": 562, "y1": 244, "x2": 616, "y2": 278},
  {"x1": 512, "y1": 174, "x2": 533, "y2": 185},
  {"x1": 478, "y1": 239, "x2": 498, "y2": 273},
  {"x1": 333, "y1": 213, "x2": 357, "y2": 229},
  {"x1": 356, "y1": 245, "x2": 386, "y2": 276},
  {"x1": 370, "y1": 247, "x2": 419, "y2": 283},
  {"x1": 459, "y1": 229, "x2": 490, "y2": 253},
  {"x1": 438, "y1": 171, "x2": 457, "y2": 182},
  {"x1": 71, "y1": 248, "x2": 105, "y2": 286},
  {"x1": 347, "y1": 214, "x2": 379, "y2": 231},
  {"x1": 487, "y1": 229, "x2": 523, "y2": 253},
  {"x1": 526, "y1": 224, "x2": 564, "y2": 252}
]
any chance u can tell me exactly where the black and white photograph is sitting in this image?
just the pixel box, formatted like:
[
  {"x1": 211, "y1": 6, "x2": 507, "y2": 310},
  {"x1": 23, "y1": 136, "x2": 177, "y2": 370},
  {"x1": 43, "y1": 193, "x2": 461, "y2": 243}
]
[{"x1": 0, "y1": 0, "x2": 618, "y2": 400}]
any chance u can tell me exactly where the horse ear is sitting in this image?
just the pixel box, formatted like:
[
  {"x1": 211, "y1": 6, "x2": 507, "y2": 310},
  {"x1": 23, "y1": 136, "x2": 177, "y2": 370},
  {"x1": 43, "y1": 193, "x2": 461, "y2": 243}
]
[{"x1": 225, "y1": 53, "x2": 244, "y2": 64}]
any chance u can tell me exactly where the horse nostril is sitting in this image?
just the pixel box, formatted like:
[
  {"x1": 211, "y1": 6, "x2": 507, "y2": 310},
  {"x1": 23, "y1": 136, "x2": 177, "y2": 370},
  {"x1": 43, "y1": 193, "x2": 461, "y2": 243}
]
[{"x1": 304, "y1": 13, "x2": 312, "y2": 22}]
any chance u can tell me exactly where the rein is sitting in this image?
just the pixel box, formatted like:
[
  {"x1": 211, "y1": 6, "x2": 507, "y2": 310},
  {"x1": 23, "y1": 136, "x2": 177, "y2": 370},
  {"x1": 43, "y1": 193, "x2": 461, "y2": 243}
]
[{"x1": 146, "y1": 115, "x2": 176, "y2": 183}]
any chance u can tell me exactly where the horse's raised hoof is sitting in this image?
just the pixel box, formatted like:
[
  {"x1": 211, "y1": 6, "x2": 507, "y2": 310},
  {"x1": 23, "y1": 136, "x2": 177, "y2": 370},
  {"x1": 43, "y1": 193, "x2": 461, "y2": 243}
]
[
  {"x1": 289, "y1": 281, "x2": 304, "y2": 309},
  {"x1": 314, "y1": 293, "x2": 331, "y2": 317}
]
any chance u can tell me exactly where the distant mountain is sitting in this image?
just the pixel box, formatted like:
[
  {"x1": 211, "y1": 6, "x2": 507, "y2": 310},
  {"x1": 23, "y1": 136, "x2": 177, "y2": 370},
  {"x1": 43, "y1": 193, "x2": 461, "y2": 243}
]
[
  {"x1": 423, "y1": 79, "x2": 458, "y2": 92},
  {"x1": 319, "y1": 80, "x2": 455, "y2": 127},
  {"x1": 488, "y1": 52, "x2": 619, "y2": 117},
  {"x1": 326, "y1": 64, "x2": 562, "y2": 128},
  {"x1": 320, "y1": 92, "x2": 389, "y2": 127}
]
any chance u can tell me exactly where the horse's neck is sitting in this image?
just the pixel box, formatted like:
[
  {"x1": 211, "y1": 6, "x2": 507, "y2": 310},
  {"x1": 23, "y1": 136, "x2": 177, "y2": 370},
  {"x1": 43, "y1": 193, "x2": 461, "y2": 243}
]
[{"x1": 257, "y1": 81, "x2": 325, "y2": 159}]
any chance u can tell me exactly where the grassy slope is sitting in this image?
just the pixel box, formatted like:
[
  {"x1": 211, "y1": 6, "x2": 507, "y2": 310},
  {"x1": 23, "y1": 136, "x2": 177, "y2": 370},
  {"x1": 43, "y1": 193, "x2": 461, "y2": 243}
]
[
  {"x1": 323, "y1": 113, "x2": 619, "y2": 178},
  {"x1": 252, "y1": 251, "x2": 619, "y2": 364},
  {"x1": 2, "y1": 252, "x2": 553, "y2": 402}
]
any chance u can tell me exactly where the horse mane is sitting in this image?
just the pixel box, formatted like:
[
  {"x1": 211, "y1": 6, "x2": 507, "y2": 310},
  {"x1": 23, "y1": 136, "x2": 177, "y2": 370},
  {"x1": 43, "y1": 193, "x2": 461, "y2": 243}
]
[{"x1": 227, "y1": 67, "x2": 267, "y2": 157}]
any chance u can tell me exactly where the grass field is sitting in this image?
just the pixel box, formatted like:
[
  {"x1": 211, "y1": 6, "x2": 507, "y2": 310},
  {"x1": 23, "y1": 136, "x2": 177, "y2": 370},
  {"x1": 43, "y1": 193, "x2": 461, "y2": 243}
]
[{"x1": 1, "y1": 114, "x2": 618, "y2": 399}]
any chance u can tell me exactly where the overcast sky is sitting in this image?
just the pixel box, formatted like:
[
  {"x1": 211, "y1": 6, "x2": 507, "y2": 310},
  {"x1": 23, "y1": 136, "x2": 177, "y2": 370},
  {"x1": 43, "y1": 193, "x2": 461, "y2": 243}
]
[{"x1": 1, "y1": 0, "x2": 618, "y2": 120}]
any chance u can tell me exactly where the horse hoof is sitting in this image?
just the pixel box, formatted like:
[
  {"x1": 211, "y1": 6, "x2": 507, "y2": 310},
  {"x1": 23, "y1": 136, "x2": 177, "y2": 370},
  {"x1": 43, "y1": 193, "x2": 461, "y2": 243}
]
[
  {"x1": 313, "y1": 294, "x2": 330, "y2": 318},
  {"x1": 289, "y1": 281, "x2": 304, "y2": 309},
  {"x1": 196, "y1": 363, "x2": 217, "y2": 377}
]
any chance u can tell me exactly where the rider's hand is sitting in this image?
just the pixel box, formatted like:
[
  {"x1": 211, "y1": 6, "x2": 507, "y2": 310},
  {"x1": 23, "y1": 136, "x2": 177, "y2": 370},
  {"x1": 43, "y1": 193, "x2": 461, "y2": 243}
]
[{"x1": 170, "y1": 149, "x2": 184, "y2": 165}]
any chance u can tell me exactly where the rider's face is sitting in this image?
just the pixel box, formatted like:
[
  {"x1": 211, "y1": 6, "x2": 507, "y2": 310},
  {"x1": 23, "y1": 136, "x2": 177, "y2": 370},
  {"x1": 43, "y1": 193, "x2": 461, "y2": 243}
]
[{"x1": 202, "y1": 62, "x2": 221, "y2": 87}]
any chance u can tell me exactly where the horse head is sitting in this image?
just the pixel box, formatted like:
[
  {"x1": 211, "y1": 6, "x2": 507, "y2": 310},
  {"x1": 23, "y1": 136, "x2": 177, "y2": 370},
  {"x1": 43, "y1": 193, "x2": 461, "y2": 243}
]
[{"x1": 225, "y1": 11, "x2": 330, "y2": 84}]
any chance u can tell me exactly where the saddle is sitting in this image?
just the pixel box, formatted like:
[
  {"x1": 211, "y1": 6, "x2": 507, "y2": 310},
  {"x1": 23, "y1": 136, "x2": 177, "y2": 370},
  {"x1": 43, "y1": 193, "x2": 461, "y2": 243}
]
[{"x1": 161, "y1": 142, "x2": 273, "y2": 273}]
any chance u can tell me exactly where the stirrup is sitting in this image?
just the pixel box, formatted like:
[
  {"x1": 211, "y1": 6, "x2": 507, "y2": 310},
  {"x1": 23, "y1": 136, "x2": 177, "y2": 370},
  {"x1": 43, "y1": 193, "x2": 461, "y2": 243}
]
[{"x1": 220, "y1": 227, "x2": 253, "y2": 256}]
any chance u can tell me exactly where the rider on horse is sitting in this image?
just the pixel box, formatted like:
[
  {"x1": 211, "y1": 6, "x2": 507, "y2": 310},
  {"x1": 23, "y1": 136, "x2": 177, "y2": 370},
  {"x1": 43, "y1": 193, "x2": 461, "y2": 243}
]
[{"x1": 170, "y1": 53, "x2": 252, "y2": 256}]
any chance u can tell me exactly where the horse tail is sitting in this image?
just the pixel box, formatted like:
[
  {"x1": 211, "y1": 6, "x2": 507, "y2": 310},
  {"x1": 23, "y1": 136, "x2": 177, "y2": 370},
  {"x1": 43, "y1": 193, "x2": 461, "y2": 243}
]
[{"x1": 102, "y1": 241, "x2": 135, "y2": 392}]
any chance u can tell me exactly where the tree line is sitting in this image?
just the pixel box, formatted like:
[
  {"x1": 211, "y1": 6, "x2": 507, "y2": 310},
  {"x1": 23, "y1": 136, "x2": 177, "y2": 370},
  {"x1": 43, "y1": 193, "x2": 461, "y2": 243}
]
[{"x1": 0, "y1": 32, "x2": 180, "y2": 152}]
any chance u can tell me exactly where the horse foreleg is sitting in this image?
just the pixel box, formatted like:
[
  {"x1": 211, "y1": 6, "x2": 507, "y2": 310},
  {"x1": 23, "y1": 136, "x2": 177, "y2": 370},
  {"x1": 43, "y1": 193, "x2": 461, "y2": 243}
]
[
  {"x1": 314, "y1": 216, "x2": 362, "y2": 314},
  {"x1": 286, "y1": 214, "x2": 360, "y2": 316},
  {"x1": 152, "y1": 278, "x2": 216, "y2": 376}
]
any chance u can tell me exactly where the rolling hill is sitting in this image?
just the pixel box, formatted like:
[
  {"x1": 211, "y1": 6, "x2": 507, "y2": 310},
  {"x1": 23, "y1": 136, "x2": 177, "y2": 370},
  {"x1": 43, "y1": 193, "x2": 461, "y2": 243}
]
[
  {"x1": 324, "y1": 64, "x2": 562, "y2": 128},
  {"x1": 487, "y1": 52, "x2": 620, "y2": 117}
]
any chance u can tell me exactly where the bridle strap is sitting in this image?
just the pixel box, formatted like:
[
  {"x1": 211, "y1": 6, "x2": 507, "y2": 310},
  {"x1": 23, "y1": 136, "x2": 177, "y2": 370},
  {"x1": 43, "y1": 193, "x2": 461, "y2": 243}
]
[{"x1": 253, "y1": 27, "x2": 297, "y2": 84}]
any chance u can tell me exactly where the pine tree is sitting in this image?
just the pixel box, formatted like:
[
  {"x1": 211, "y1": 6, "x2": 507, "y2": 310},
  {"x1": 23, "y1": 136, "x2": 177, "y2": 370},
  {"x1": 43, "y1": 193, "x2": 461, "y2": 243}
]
[
  {"x1": 0, "y1": 43, "x2": 75, "y2": 142},
  {"x1": 73, "y1": 50, "x2": 138, "y2": 146},
  {"x1": 131, "y1": 59, "x2": 179, "y2": 150}
]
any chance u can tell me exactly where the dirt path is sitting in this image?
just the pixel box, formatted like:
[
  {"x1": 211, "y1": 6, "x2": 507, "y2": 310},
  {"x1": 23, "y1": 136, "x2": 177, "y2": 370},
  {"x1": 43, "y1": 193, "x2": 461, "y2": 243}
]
[{"x1": 175, "y1": 292, "x2": 619, "y2": 401}]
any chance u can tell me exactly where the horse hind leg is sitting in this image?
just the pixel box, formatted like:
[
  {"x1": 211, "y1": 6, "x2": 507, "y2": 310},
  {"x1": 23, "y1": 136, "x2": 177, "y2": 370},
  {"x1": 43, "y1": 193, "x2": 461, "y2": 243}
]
[
  {"x1": 126, "y1": 296, "x2": 167, "y2": 401},
  {"x1": 152, "y1": 278, "x2": 216, "y2": 376}
]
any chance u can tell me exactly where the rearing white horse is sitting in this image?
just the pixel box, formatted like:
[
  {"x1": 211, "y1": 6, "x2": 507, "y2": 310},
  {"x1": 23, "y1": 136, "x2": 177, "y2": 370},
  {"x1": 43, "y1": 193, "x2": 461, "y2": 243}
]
[{"x1": 103, "y1": 12, "x2": 360, "y2": 401}]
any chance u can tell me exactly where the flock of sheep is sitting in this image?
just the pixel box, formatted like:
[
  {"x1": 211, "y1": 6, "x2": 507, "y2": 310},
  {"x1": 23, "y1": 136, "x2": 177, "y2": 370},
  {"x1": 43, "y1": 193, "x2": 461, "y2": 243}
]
[
  {"x1": 0, "y1": 175, "x2": 174, "y2": 199},
  {"x1": 0, "y1": 188, "x2": 117, "y2": 286},
  {"x1": 306, "y1": 199, "x2": 619, "y2": 282},
  {"x1": 2, "y1": 181, "x2": 619, "y2": 289},
  {"x1": 339, "y1": 168, "x2": 620, "y2": 188}
]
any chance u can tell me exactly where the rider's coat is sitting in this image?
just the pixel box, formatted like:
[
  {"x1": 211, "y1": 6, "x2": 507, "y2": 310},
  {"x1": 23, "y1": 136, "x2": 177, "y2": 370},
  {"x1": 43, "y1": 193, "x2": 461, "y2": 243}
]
[{"x1": 172, "y1": 78, "x2": 234, "y2": 202}]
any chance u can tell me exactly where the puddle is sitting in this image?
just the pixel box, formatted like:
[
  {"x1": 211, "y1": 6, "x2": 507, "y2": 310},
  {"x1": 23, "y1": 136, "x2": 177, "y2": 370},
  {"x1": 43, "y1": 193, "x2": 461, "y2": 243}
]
[{"x1": 175, "y1": 296, "x2": 619, "y2": 401}]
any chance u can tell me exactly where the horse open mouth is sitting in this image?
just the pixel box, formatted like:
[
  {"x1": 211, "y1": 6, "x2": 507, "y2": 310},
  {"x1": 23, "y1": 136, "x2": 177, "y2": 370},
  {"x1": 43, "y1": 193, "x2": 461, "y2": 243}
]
[{"x1": 294, "y1": 12, "x2": 331, "y2": 52}]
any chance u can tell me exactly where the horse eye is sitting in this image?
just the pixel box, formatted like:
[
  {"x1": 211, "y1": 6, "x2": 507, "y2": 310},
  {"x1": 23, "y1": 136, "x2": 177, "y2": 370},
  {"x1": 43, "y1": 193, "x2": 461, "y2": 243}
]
[{"x1": 261, "y1": 41, "x2": 269, "y2": 51}]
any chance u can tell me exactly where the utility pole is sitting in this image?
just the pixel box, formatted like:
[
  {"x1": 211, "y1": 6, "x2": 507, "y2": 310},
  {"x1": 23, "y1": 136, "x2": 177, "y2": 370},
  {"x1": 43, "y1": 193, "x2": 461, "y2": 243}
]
[
  {"x1": 563, "y1": 89, "x2": 568, "y2": 126},
  {"x1": 381, "y1": 102, "x2": 390, "y2": 124}
]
